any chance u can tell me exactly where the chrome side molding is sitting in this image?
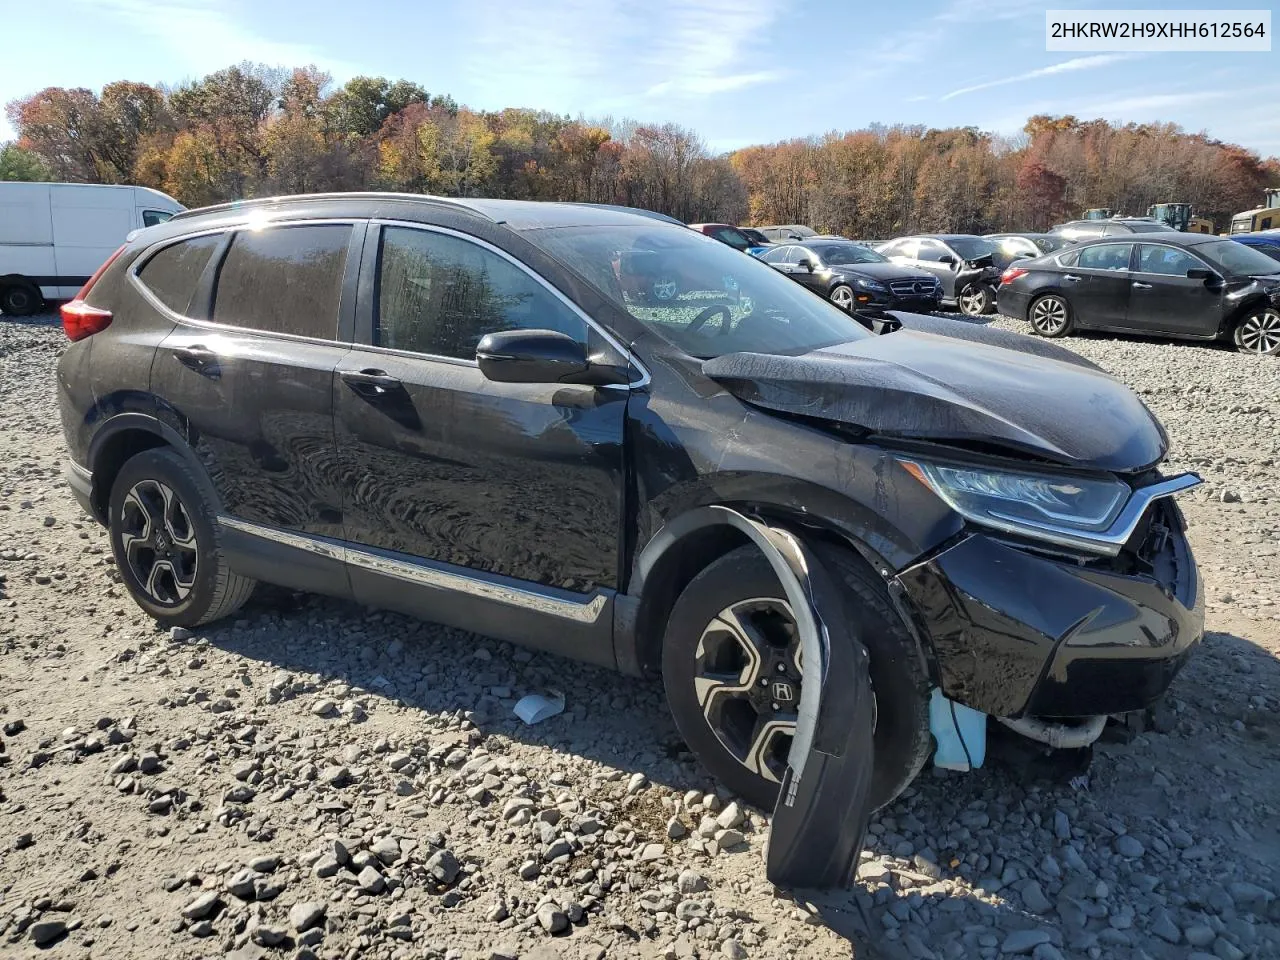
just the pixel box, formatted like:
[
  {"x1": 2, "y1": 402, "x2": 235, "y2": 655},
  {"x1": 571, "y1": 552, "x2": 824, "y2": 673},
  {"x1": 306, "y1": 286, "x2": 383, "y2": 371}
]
[{"x1": 216, "y1": 515, "x2": 609, "y2": 623}]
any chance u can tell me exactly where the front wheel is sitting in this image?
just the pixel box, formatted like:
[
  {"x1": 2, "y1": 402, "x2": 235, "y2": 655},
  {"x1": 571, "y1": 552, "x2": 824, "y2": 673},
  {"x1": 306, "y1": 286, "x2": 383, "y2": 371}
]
[
  {"x1": 108, "y1": 448, "x2": 256, "y2": 627},
  {"x1": 662, "y1": 545, "x2": 932, "y2": 811},
  {"x1": 829, "y1": 284, "x2": 855, "y2": 311},
  {"x1": 1028, "y1": 293, "x2": 1073, "y2": 337},
  {"x1": 957, "y1": 283, "x2": 992, "y2": 317},
  {"x1": 1233, "y1": 308, "x2": 1280, "y2": 356}
]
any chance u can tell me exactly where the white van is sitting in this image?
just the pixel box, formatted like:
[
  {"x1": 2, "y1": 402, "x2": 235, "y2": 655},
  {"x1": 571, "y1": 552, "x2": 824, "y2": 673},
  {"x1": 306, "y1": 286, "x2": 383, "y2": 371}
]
[{"x1": 0, "y1": 182, "x2": 185, "y2": 316}]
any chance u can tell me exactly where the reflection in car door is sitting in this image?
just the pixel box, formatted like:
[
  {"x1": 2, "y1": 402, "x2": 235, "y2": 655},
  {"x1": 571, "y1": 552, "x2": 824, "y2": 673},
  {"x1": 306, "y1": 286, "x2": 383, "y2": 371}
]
[
  {"x1": 1061, "y1": 242, "x2": 1134, "y2": 329},
  {"x1": 914, "y1": 240, "x2": 960, "y2": 298},
  {"x1": 333, "y1": 221, "x2": 629, "y2": 663},
  {"x1": 1128, "y1": 243, "x2": 1225, "y2": 336}
]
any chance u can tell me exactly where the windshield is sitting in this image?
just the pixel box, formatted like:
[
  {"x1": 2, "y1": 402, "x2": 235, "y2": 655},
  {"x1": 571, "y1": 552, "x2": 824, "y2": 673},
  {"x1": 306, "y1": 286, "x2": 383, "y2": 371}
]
[
  {"x1": 1034, "y1": 235, "x2": 1068, "y2": 253},
  {"x1": 1201, "y1": 239, "x2": 1280, "y2": 276},
  {"x1": 946, "y1": 237, "x2": 996, "y2": 260},
  {"x1": 812, "y1": 243, "x2": 886, "y2": 265},
  {"x1": 527, "y1": 224, "x2": 872, "y2": 359}
]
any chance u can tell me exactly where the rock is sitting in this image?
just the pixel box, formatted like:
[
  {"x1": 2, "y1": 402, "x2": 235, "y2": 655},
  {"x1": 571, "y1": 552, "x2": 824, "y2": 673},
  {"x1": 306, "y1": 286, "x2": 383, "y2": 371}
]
[
  {"x1": 716, "y1": 801, "x2": 745, "y2": 829},
  {"x1": 371, "y1": 836, "x2": 401, "y2": 864},
  {"x1": 356, "y1": 865, "x2": 385, "y2": 894},
  {"x1": 537, "y1": 902, "x2": 568, "y2": 934},
  {"x1": 716, "y1": 829, "x2": 745, "y2": 849},
  {"x1": 1053, "y1": 810, "x2": 1071, "y2": 840},
  {"x1": 626, "y1": 772, "x2": 647, "y2": 795},
  {"x1": 29, "y1": 919, "x2": 67, "y2": 945},
  {"x1": 1185, "y1": 925, "x2": 1215, "y2": 948},
  {"x1": 251, "y1": 924, "x2": 288, "y2": 946},
  {"x1": 678, "y1": 870, "x2": 709, "y2": 894},
  {"x1": 227, "y1": 868, "x2": 258, "y2": 900},
  {"x1": 722, "y1": 939, "x2": 748, "y2": 959},
  {"x1": 188, "y1": 920, "x2": 215, "y2": 938},
  {"x1": 639, "y1": 842, "x2": 665, "y2": 862},
  {"x1": 1213, "y1": 939, "x2": 1245, "y2": 960},
  {"x1": 312, "y1": 856, "x2": 340, "y2": 879},
  {"x1": 425, "y1": 848, "x2": 460, "y2": 885},
  {"x1": 1151, "y1": 909, "x2": 1181, "y2": 943},
  {"x1": 666, "y1": 817, "x2": 687, "y2": 840},
  {"x1": 311, "y1": 699, "x2": 336, "y2": 717},
  {"x1": 181, "y1": 891, "x2": 221, "y2": 920},
  {"x1": 502, "y1": 797, "x2": 535, "y2": 821},
  {"x1": 289, "y1": 901, "x2": 326, "y2": 933},
  {"x1": 1001, "y1": 929, "x2": 1052, "y2": 954},
  {"x1": 321, "y1": 765, "x2": 350, "y2": 786},
  {"x1": 1115, "y1": 835, "x2": 1145, "y2": 858},
  {"x1": 544, "y1": 838, "x2": 574, "y2": 861},
  {"x1": 1020, "y1": 880, "x2": 1052, "y2": 914}
]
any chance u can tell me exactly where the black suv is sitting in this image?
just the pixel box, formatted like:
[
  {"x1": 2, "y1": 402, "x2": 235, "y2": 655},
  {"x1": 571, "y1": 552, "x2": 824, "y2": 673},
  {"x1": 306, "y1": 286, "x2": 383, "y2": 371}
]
[{"x1": 57, "y1": 194, "x2": 1204, "y2": 887}]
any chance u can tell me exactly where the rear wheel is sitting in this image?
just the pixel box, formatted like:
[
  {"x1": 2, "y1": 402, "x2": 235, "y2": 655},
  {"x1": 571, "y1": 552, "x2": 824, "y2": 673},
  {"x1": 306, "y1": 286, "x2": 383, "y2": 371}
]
[
  {"x1": 108, "y1": 448, "x2": 256, "y2": 627},
  {"x1": 1233, "y1": 307, "x2": 1280, "y2": 356},
  {"x1": 0, "y1": 282, "x2": 43, "y2": 317},
  {"x1": 662, "y1": 544, "x2": 932, "y2": 811},
  {"x1": 1028, "y1": 293, "x2": 1073, "y2": 337}
]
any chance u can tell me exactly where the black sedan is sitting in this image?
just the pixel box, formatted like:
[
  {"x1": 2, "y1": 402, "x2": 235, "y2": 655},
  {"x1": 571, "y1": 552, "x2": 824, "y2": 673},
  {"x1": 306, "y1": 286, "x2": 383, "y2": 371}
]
[
  {"x1": 760, "y1": 240, "x2": 942, "y2": 314},
  {"x1": 997, "y1": 233, "x2": 1280, "y2": 355},
  {"x1": 875, "y1": 235, "x2": 1002, "y2": 315}
]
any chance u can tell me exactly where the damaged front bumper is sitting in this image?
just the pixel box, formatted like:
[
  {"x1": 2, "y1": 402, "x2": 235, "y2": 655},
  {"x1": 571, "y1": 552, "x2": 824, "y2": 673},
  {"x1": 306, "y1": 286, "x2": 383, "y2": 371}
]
[{"x1": 896, "y1": 498, "x2": 1204, "y2": 719}]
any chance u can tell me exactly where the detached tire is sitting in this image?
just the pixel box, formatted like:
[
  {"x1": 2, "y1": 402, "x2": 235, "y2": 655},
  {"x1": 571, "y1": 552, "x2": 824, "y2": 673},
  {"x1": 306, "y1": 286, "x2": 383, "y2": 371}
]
[
  {"x1": 662, "y1": 544, "x2": 932, "y2": 811},
  {"x1": 107, "y1": 448, "x2": 256, "y2": 627},
  {"x1": 1, "y1": 282, "x2": 43, "y2": 317}
]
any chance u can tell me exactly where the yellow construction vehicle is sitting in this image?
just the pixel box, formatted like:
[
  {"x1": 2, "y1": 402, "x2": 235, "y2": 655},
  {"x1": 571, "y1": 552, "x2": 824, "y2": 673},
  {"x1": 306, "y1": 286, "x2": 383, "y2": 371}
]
[
  {"x1": 1230, "y1": 189, "x2": 1280, "y2": 234},
  {"x1": 1147, "y1": 203, "x2": 1214, "y2": 234}
]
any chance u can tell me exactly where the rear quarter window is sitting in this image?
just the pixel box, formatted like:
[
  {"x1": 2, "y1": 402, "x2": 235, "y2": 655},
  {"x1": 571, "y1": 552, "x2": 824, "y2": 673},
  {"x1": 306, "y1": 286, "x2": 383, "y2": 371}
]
[
  {"x1": 211, "y1": 224, "x2": 352, "y2": 339},
  {"x1": 136, "y1": 233, "x2": 223, "y2": 316}
]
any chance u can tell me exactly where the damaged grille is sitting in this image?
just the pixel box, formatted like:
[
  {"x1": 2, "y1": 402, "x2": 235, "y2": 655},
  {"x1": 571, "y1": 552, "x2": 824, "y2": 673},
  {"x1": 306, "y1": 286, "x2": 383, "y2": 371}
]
[{"x1": 888, "y1": 277, "x2": 940, "y2": 298}]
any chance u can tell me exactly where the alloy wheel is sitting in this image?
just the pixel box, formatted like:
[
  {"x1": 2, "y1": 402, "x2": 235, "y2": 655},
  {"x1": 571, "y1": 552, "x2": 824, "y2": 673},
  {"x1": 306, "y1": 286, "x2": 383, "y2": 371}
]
[
  {"x1": 830, "y1": 285, "x2": 855, "y2": 311},
  {"x1": 958, "y1": 284, "x2": 989, "y2": 316},
  {"x1": 1236, "y1": 308, "x2": 1280, "y2": 355},
  {"x1": 694, "y1": 598, "x2": 803, "y2": 784},
  {"x1": 1030, "y1": 295, "x2": 1069, "y2": 335},
  {"x1": 119, "y1": 478, "x2": 199, "y2": 605}
]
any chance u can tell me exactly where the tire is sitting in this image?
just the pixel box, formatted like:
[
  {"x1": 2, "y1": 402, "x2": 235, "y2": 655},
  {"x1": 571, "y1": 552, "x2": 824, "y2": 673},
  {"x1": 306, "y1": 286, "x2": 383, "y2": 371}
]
[
  {"x1": 1233, "y1": 307, "x2": 1280, "y2": 356},
  {"x1": 662, "y1": 544, "x2": 932, "y2": 812},
  {"x1": 957, "y1": 283, "x2": 992, "y2": 317},
  {"x1": 107, "y1": 448, "x2": 256, "y2": 627},
  {"x1": 829, "y1": 284, "x2": 855, "y2": 311},
  {"x1": 0, "y1": 283, "x2": 43, "y2": 317},
  {"x1": 1028, "y1": 293, "x2": 1073, "y2": 337}
]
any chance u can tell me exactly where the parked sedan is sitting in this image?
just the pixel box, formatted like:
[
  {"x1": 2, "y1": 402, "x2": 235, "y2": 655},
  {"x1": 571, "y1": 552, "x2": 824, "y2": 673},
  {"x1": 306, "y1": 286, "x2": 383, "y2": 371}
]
[
  {"x1": 875, "y1": 235, "x2": 1001, "y2": 315},
  {"x1": 997, "y1": 233, "x2": 1280, "y2": 355},
  {"x1": 760, "y1": 240, "x2": 942, "y2": 314},
  {"x1": 689, "y1": 223, "x2": 756, "y2": 252},
  {"x1": 984, "y1": 233, "x2": 1071, "y2": 270},
  {"x1": 1232, "y1": 232, "x2": 1280, "y2": 264},
  {"x1": 1050, "y1": 218, "x2": 1178, "y2": 242}
]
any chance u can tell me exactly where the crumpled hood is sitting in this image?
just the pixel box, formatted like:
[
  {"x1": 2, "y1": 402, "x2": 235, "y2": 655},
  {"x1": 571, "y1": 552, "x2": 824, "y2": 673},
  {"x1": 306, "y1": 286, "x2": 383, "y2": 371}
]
[{"x1": 702, "y1": 330, "x2": 1168, "y2": 473}]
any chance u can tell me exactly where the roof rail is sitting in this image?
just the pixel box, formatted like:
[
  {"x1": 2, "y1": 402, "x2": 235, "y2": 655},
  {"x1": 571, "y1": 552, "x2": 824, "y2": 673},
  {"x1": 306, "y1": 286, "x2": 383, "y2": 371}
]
[{"x1": 168, "y1": 191, "x2": 491, "y2": 223}]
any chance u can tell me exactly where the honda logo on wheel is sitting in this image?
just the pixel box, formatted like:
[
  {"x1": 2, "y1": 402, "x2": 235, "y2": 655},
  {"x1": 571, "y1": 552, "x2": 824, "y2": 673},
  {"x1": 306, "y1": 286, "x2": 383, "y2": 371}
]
[{"x1": 772, "y1": 681, "x2": 795, "y2": 703}]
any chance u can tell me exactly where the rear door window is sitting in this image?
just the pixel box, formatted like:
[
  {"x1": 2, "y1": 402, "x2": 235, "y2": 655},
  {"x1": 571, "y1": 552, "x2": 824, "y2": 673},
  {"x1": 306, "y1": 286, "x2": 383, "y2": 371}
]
[
  {"x1": 211, "y1": 224, "x2": 352, "y2": 339},
  {"x1": 1077, "y1": 244, "x2": 1133, "y2": 272},
  {"x1": 375, "y1": 226, "x2": 587, "y2": 361},
  {"x1": 1136, "y1": 245, "x2": 1202, "y2": 276},
  {"x1": 137, "y1": 233, "x2": 222, "y2": 316}
]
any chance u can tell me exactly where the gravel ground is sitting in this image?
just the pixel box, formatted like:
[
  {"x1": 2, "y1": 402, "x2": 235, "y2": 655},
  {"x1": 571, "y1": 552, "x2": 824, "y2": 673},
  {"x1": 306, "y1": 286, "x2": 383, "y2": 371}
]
[{"x1": 1, "y1": 310, "x2": 1278, "y2": 960}]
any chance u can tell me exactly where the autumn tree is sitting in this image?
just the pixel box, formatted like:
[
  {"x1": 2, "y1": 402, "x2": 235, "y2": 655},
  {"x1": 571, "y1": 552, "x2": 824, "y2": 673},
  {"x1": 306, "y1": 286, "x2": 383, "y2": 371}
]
[{"x1": 0, "y1": 143, "x2": 51, "y2": 181}]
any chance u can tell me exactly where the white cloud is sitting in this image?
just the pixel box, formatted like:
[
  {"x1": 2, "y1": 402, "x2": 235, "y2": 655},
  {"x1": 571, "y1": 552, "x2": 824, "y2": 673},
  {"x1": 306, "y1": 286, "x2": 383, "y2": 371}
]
[
  {"x1": 941, "y1": 54, "x2": 1135, "y2": 101},
  {"x1": 72, "y1": 0, "x2": 364, "y2": 82}
]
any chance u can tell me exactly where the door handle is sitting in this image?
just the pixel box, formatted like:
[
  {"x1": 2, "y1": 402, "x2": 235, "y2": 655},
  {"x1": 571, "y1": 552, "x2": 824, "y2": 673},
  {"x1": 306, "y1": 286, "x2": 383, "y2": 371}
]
[
  {"x1": 1132, "y1": 281, "x2": 1153, "y2": 289},
  {"x1": 172, "y1": 344, "x2": 220, "y2": 377},
  {"x1": 341, "y1": 368, "x2": 402, "y2": 394},
  {"x1": 1063, "y1": 274, "x2": 1082, "y2": 282}
]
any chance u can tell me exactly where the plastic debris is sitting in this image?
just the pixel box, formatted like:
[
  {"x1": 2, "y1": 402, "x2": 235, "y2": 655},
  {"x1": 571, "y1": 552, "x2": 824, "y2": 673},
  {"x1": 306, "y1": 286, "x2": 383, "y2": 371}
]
[{"x1": 513, "y1": 690, "x2": 565, "y2": 725}]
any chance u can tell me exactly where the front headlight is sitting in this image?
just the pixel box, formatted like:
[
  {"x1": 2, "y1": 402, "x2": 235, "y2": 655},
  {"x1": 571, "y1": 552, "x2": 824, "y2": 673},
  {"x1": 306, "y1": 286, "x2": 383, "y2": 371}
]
[
  {"x1": 853, "y1": 277, "x2": 887, "y2": 292},
  {"x1": 900, "y1": 458, "x2": 1130, "y2": 550}
]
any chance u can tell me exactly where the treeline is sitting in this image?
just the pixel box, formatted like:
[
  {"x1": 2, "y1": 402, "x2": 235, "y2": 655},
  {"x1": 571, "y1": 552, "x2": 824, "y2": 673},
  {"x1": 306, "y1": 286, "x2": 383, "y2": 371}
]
[{"x1": 4, "y1": 62, "x2": 1277, "y2": 237}]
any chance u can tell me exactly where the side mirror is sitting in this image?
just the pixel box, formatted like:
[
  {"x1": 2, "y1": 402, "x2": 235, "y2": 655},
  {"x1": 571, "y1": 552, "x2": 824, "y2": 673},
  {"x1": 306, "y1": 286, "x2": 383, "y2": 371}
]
[
  {"x1": 477, "y1": 329, "x2": 590, "y2": 384},
  {"x1": 938, "y1": 255, "x2": 956, "y2": 266},
  {"x1": 800, "y1": 260, "x2": 815, "y2": 272},
  {"x1": 1186, "y1": 267, "x2": 1217, "y2": 282}
]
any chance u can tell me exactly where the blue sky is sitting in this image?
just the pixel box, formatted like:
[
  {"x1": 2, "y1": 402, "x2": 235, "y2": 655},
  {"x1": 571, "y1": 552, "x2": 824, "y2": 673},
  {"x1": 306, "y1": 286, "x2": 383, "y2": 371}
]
[{"x1": 3, "y1": 0, "x2": 1278, "y2": 156}]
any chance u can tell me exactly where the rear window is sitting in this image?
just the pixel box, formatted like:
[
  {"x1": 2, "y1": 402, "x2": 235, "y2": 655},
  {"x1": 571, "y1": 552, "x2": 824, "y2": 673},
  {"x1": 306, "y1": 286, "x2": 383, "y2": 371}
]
[
  {"x1": 137, "y1": 233, "x2": 222, "y2": 316},
  {"x1": 211, "y1": 224, "x2": 351, "y2": 338}
]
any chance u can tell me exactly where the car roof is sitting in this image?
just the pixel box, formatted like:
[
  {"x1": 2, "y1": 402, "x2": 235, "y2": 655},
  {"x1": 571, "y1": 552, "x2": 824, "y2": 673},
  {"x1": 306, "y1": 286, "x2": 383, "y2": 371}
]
[
  {"x1": 901, "y1": 233, "x2": 987, "y2": 240},
  {"x1": 985, "y1": 232, "x2": 1053, "y2": 239},
  {"x1": 168, "y1": 193, "x2": 680, "y2": 232},
  {"x1": 1071, "y1": 232, "x2": 1221, "y2": 247}
]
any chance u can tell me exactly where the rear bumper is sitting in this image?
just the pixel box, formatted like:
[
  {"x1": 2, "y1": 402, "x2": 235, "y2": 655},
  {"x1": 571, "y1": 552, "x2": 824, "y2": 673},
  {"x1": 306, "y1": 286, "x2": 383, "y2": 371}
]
[
  {"x1": 63, "y1": 460, "x2": 98, "y2": 522},
  {"x1": 896, "y1": 508, "x2": 1203, "y2": 719},
  {"x1": 995, "y1": 287, "x2": 1031, "y2": 320}
]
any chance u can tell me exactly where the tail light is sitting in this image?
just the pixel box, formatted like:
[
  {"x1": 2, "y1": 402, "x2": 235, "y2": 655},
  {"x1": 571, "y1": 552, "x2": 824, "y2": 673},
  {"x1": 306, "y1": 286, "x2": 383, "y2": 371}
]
[
  {"x1": 1000, "y1": 266, "x2": 1029, "y2": 286},
  {"x1": 61, "y1": 244, "x2": 126, "y2": 341}
]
